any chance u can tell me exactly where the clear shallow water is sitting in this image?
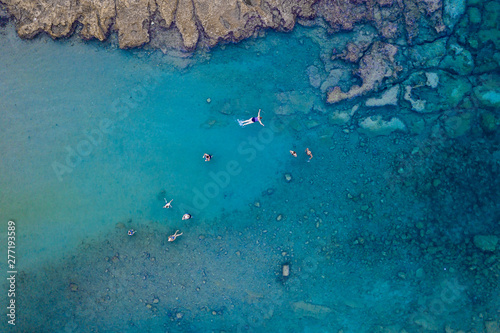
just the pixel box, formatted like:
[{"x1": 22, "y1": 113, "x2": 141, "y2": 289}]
[
  {"x1": 0, "y1": 25, "x2": 315, "y2": 266},
  {"x1": 0, "y1": 6, "x2": 499, "y2": 333}
]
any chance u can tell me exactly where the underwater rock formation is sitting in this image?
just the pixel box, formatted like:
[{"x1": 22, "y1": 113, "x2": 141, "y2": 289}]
[
  {"x1": 327, "y1": 41, "x2": 401, "y2": 103},
  {"x1": 358, "y1": 115, "x2": 406, "y2": 136}
]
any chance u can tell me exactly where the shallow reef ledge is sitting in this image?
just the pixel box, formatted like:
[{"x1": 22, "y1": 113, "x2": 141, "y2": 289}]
[{"x1": 0, "y1": 0, "x2": 446, "y2": 51}]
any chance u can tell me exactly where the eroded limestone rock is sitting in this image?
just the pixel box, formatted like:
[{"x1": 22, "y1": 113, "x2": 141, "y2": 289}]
[
  {"x1": 365, "y1": 85, "x2": 399, "y2": 107},
  {"x1": 2, "y1": 0, "x2": 317, "y2": 49},
  {"x1": 2, "y1": 0, "x2": 447, "y2": 51},
  {"x1": 327, "y1": 42, "x2": 401, "y2": 104}
]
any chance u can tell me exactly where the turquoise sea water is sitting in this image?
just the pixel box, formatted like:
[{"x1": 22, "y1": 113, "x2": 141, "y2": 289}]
[{"x1": 0, "y1": 2, "x2": 499, "y2": 332}]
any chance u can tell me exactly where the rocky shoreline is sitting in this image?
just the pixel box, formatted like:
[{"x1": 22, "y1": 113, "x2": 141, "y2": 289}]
[
  {"x1": 1, "y1": 0, "x2": 498, "y2": 124},
  {"x1": 1, "y1": 0, "x2": 445, "y2": 51},
  {"x1": 1, "y1": 0, "x2": 498, "y2": 132}
]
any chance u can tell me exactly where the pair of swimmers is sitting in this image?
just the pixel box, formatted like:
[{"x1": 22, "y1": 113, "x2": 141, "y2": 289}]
[
  {"x1": 164, "y1": 198, "x2": 191, "y2": 220},
  {"x1": 161, "y1": 198, "x2": 189, "y2": 242},
  {"x1": 290, "y1": 148, "x2": 313, "y2": 161},
  {"x1": 128, "y1": 228, "x2": 182, "y2": 242}
]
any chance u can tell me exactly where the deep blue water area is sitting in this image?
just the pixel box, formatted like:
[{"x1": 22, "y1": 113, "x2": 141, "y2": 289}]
[{"x1": 0, "y1": 2, "x2": 499, "y2": 331}]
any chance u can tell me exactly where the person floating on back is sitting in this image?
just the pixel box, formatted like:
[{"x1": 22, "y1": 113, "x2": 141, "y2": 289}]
[
  {"x1": 163, "y1": 198, "x2": 173, "y2": 208},
  {"x1": 182, "y1": 214, "x2": 192, "y2": 220},
  {"x1": 168, "y1": 230, "x2": 183, "y2": 242},
  {"x1": 238, "y1": 109, "x2": 264, "y2": 127},
  {"x1": 203, "y1": 153, "x2": 212, "y2": 162},
  {"x1": 305, "y1": 148, "x2": 313, "y2": 161}
]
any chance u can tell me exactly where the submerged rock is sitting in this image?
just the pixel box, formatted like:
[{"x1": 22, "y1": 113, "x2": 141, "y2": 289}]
[
  {"x1": 439, "y1": 73, "x2": 472, "y2": 108},
  {"x1": 473, "y1": 235, "x2": 498, "y2": 252},
  {"x1": 404, "y1": 85, "x2": 427, "y2": 112},
  {"x1": 291, "y1": 301, "x2": 332, "y2": 320},
  {"x1": 327, "y1": 42, "x2": 401, "y2": 104},
  {"x1": 444, "y1": 0, "x2": 466, "y2": 29},
  {"x1": 306, "y1": 65, "x2": 322, "y2": 88},
  {"x1": 440, "y1": 43, "x2": 475, "y2": 75},
  {"x1": 275, "y1": 91, "x2": 315, "y2": 115},
  {"x1": 409, "y1": 38, "x2": 447, "y2": 68},
  {"x1": 474, "y1": 74, "x2": 500, "y2": 109},
  {"x1": 480, "y1": 111, "x2": 499, "y2": 133},
  {"x1": 443, "y1": 111, "x2": 472, "y2": 138},
  {"x1": 468, "y1": 7, "x2": 482, "y2": 25},
  {"x1": 321, "y1": 69, "x2": 345, "y2": 94},
  {"x1": 403, "y1": 71, "x2": 471, "y2": 113},
  {"x1": 284, "y1": 173, "x2": 292, "y2": 183},
  {"x1": 329, "y1": 105, "x2": 358, "y2": 125},
  {"x1": 365, "y1": 85, "x2": 399, "y2": 107},
  {"x1": 358, "y1": 116, "x2": 406, "y2": 136},
  {"x1": 426, "y1": 72, "x2": 439, "y2": 89},
  {"x1": 306, "y1": 120, "x2": 320, "y2": 129},
  {"x1": 482, "y1": 1, "x2": 500, "y2": 30},
  {"x1": 485, "y1": 321, "x2": 500, "y2": 333},
  {"x1": 414, "y1": 314, "x2": 439, "y2": 331}
]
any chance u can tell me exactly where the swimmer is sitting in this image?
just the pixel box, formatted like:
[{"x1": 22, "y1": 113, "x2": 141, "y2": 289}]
[
  {"x1": 290, "y1": 150, "x2": 297, "y2": 157},
  {"x1": 128, "y1": 229, "x2": 136, "y2": 236},
  {"x1": 163, "y1": 198, "x2": 173, "y2": 208},
  {"x1": 168, "y1": 230, "x2": 183, "y2": 242},
  {"x1": 305, "y1": 148, "x2": 313, "y2": 161},
  {"x1": 203, "y1": 153, "x2": 212, "y2": 162},
  {"x1": 182, "y1": 214, "x2": 192, "y2": 220},
  {"x1": 239, "y1": 109, "x2": 264, "y2": 126}
]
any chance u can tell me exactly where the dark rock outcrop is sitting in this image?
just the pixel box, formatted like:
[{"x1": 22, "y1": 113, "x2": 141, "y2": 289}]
[{"x1": 1, "y1": 0, "x2": 445, "y2": 50}]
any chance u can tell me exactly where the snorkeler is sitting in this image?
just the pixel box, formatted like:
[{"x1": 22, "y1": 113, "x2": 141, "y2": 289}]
[
  {"x1": 128, "y1": 229, "x2": 136, "y2": 236},
  {"x1": 168, "y1": 230, "x2": 183, "y2": 242},
  {"x1": 163, "y1": 198, "x2": 173, "y2": 208},
  {"x1": 203, "y1": 153, "x2": 212, "y2": 162},
  {"x1": 239, "y1": 109, "x2": 264, "y2": 126},
  {"x1": 290, "y1": 150, "x2": 297, "y2": 157},
  {"x1": 305, "y1": 148, "x2": 313, "y2": 161},
  {"x1": 182, "y1": 214, "x2": 192, "y2": 220}
]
